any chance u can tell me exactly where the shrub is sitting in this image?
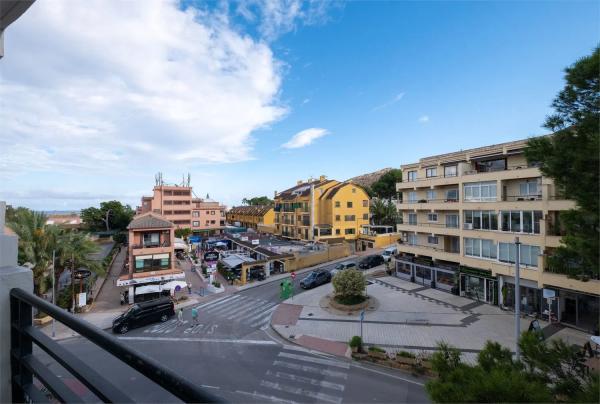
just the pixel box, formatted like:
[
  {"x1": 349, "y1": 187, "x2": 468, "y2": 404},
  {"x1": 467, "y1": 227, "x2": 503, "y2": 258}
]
[
  {"x1": 397, "y1": 350, "x2": 416, "y2": 358},
  {"x1": 349, "y1": 336, "x2": 363, "y2": 349},
  {"x1": 368, "y1": 346, "x2": 386, "y2": 353},
  {"x1": 334, "y1": 295, "x2": 366, "y2": 305},
  {"x1": 332, "y1": 269, "x2": 366, "y2": 300},
  {"x1": 212, "y1": 281, "x2": 221, "y2": 288}
]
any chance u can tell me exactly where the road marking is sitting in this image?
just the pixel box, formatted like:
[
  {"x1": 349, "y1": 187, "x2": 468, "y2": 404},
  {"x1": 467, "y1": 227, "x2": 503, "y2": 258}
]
[
  {"x1": 249, "y1": 306, "x2": 277, "y2": 327},
  {"x1": 234, "y1": 390, "x2": 297, "y2": 404},
  {"x1": 277, "y1": 352, "x2": 350, "y2": 369},
  {"x1": 207, "y1": 296, "x2": 252, "y2": 316},
  {"x1": 195, "y1": 294, "x2": 239, "y2": 310},
  {"x1": 272, "y1": 360, "x2": 348, "y2": 380},
  {"x1": 350, "y1": 363, "x2": 425, "y2": 386},
  {"x1": 146, "y1": 319, "x2": 187, "y2": 334},
  {"x1": 145, "y1": 319, "x2": 176, "y2": 333},
  {"x1": 265, "y1": 370, "x2": 345, "y2": 392},
  {"x1": 260, "y1": 380, "x2": 342, "y2": 404},
  {"x1": 183, "y1": 324, "x2": 205, "y2": 334},
  {"x1": 200, "y1": 295, "x2": 242, "y2": 312},
  {"x1": 118, "y1": 336, "x2": 279, "y2": 344},
  {"x1": 227, "y1": 301, "x2": 275, "y2": 321}
]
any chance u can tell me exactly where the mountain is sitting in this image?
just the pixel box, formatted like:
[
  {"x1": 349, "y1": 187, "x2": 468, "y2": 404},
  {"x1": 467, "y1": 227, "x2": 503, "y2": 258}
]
[{"x1": 347, "y1": 168, "x2": 394, "y2": 189}]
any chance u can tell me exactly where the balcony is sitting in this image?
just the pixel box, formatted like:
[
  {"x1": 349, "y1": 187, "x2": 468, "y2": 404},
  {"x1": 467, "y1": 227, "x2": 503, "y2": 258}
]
[
  {"x1": 398, "y1": 241, "x2": 460, "y2": 259},
  {"x1": 396, "y1": 198, "x2": 461, "y2": 210},
  {"x1": 397, "y1": 222, "x2": 460, "y2": 236}
]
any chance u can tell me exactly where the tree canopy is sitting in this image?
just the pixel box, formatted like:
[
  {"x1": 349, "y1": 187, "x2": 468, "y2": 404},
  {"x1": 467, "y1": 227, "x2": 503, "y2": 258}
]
[
  {"x1": 80, "y1": 200, "x2": 135, "y2": 232},
  {"x1": 370, "y1": 169, "x2": 402, "y2": 199},
  {"x1": 242, "y1": 196, "x2": 274, "y2": 206},
  {"x1": 525, "y1": 47, "x2": 599, "y2": 279},
  {"x1": 370, "y1": 198, "x2": 398, "y2": 226}
]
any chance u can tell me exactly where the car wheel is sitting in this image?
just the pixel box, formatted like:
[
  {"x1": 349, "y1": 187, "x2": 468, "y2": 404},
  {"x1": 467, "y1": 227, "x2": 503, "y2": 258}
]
[
  {"x1": 119, "y1": 324, "x2": 129, "y2": 334},
  {"x1": 160, "y1": 314, "x2": 168, "y2": 322}
]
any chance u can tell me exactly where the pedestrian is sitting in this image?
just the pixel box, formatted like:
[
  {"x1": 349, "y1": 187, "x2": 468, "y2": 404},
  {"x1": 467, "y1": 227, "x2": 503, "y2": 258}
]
[
  {"x1": 191, "y1": 307, "x2": 199, "y2": 325},
  {"x1": 177, "y1": 308, "x2": 184, "y2": 325},
  {"x1": 187, "y1": 282, "x2": 192, "y2": 294}
]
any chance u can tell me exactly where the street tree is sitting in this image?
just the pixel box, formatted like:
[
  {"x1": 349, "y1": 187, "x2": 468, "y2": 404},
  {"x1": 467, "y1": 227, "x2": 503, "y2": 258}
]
[
  {"x1": 370, "y1": 198, "x2": 398, "y2": 226},
  {"x1": 525, "y1": 47, "x2": 599, "y2": 279},
  {"x1": 332, "y1": 269, "x2": 366, "y2": 304},
  {"x1": 81, "y1": 200, "x2": 135, "y2": 232},
  {"x1": 370, "y1": 169, "x2": 402, "y2": 199},
  {"x1": 242, "y1": 196, "x2": 274, "y2": 206},
  {"x1": 175, "y1": 227, "x2": 192, "y2": 239}
]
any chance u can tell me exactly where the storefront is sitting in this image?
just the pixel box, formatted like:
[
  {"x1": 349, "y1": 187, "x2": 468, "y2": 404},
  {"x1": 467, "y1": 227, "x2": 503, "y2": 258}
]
[
  {"x1": 394, "y1": 256, "x2": 459, "y2": 292},
  {"x1": 543, "y1": 287, "x2": 600, "y2": 333},
  {"x1": 459, "y1": 266, "x2": 498, "y2": 305},
  {"x1": 500, "y1": 276, "x2": 541, "y2": 316}
]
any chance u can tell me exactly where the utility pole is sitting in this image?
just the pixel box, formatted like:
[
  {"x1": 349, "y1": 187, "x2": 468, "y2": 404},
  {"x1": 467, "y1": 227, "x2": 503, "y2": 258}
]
[
  {"x1": 51, "y1": 250, "x2": 56, "y2": 338},
  {"x1": 514, "y1": 236, "x2": 521, "y2": 361}
]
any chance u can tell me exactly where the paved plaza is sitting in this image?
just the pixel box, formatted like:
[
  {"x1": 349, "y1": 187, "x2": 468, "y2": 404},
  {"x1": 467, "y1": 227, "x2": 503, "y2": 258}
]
[{"x1": 272, "y1": 275, "x2": 592, "y2": 361}]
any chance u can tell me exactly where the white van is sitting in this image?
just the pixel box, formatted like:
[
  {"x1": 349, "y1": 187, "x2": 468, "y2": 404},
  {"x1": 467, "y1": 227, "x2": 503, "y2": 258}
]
[{"x1": 381, "y1": 246, "x2": 398, "y2": 262}]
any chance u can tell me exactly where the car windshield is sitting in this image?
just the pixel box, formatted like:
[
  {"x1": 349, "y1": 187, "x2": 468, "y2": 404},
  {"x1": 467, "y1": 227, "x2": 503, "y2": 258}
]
[
  {"x1": 334, "y1": 264, "x2": 343, "y2": 270},
  {"x1": 124, "y1": 305, "x2": 140, "y2": 316},
  {"x1": 383, "y1": 251, "x2": 391, "y2": 256}
]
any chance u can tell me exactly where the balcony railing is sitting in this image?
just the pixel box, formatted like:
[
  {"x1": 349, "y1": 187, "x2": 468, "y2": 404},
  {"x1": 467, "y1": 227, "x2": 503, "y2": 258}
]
[
  {"x1": 10, "y1": 288, "x2": 222, "y2": 403},
  {"x1": 399, "y1": 241, "x2": 459, "y2": 254},
  {"x1": 502, "y1": 194, "x2": 542, "y2": 202},
  {"x1": 398, "y1": 198, "x2": 459, "y2": 204},
  {"x1": 132, "y1": 241, "x2": 171, "y2": 249},
  {"x1": 400, "y1": 221, "x2": 459, "y2": 229}
]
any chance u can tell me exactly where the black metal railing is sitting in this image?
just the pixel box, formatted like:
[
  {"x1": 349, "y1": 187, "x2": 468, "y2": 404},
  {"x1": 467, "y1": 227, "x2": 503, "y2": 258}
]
[{"x1": 10, "y1": 288, "x2": 223, "y2": 403}]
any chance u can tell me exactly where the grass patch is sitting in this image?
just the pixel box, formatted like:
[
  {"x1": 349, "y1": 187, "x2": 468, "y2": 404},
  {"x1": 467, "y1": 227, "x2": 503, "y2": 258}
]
[{"x1": 334, "y1": 295, "x2": 366, "y2": 305}]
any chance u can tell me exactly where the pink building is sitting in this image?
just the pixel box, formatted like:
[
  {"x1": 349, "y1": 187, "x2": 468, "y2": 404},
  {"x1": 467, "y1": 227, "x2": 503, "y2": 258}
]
[{"x1": 137, "y1": 182, "x2": 225, "y2": 236}]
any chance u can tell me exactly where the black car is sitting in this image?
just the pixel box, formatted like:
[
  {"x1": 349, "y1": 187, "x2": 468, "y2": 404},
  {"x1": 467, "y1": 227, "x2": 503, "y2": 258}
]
[
  {"x1": 358, "y1": 254, "x2": 385, "y2": 269},
  {"x1": 248, "y1": 266, "x2": 266, "y2": 281},
  {"x1": 300, "y1": 269, "x2": 332, "y2": 289},
  {"x1": 112, "y1": 297, "x2": 175, "y2": 334}
]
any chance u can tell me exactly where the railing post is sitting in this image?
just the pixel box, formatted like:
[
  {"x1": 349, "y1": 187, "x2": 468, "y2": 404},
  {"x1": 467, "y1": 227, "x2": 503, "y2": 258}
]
[
  {"x1": 1, "y1": 201, "x2": 34, "y2": 403},
  {"x1": 11, "y1": 295, "x2": 33, "y2": 403}
]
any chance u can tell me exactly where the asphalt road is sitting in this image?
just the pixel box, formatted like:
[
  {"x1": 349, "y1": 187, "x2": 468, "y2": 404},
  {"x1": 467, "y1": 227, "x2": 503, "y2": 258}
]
[{"x1": 47, "y1": 263, "x2": 428, "y2": 403}]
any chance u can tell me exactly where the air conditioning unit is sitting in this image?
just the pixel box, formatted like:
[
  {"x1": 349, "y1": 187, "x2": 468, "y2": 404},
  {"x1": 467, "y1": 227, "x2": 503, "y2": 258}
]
[{"x1": 463, "y1": 223, "x2": 473, "y2": 230}]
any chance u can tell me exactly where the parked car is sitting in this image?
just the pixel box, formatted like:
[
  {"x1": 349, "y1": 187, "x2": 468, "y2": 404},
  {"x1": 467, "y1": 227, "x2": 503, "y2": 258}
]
[
  {"x1": 358, "y1": 254, "x2": 385, "y2": 269},
  {"x1": 300, "y1": 269, "x2": 332, "y2": 289},
  {"x1": 331, "y1": 261, "x2": 357, "y2": 276},
  {"x1": 112, "y1": 297, "x2": 175, "y2": 334},
  {"x1": 381, "y1": 246, "x2": 398, "y2": 262}
]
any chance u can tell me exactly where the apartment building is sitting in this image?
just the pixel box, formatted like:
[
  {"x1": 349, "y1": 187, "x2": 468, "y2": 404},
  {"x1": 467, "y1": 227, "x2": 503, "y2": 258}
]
[
  {"x1": 138, "y1": 182, "x2": 225, "y2": 236},
  {"x1": 395, "y1": 138, "x2": 599, "y2": 332},
  {"x1": 117, "y1": 212, "x2": 184, "y2": 301},
  {"x1": 226, "y1": 205, "x2": 275, "y2": 230},
  {"x1": 274, "y1": 176, "x2": 370, "y2": 242}
]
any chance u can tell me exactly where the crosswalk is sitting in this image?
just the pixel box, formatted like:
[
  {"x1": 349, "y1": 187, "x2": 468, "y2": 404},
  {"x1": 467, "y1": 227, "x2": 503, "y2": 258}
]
[
  {"x1": 143, "y1": 294, "x2": 278, "y2": 335},
  {"x1": 246, "y1": 346, "x2": 350, "y2": 404}
]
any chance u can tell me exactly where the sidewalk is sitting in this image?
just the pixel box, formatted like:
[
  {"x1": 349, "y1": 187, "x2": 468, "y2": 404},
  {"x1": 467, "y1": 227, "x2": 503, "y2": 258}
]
[{"x1": 270, "y1": 275, "x2": 595, "y2": 362}]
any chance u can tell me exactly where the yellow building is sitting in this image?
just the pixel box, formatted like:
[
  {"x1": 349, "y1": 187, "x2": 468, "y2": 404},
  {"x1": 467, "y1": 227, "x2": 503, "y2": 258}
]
[
  {"x1": 226, "y1": 205, "x2": 274, "y2": 231},
  {"x1": 274, "y1": 176, "x2": 370, "y2": 242},
  {"x1": 394, "y1": 138, "x2": 599, "y2": 332}
]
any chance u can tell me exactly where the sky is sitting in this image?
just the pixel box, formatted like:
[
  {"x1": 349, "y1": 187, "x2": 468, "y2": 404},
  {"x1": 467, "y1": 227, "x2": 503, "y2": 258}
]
[{"x1": 0, "y1": 0, "x2": 598, "y2": 211}]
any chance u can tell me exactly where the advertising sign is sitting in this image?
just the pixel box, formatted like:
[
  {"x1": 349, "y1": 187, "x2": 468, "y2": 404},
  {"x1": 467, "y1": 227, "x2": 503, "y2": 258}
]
[
  {"x1": 203, "y1": 251, "x2": 219, "y2": 262},
  {"x1": 543, "y1": 288, "x2": 556, "y2": 299},
  {"x1": 241, "y1": 236, "x2": 248, "y2": 241},
  {"x1": 78, "y1": 292, "x2": 87, "y2": 307},
  {"x1": 251, "y1": 239, "x2": 260, "y2": 245}
]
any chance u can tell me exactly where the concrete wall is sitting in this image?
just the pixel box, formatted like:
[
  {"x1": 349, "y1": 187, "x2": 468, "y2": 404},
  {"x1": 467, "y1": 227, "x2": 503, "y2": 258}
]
[{"x1": 287, "y1": 244, "x2": 350, "y2": 272}]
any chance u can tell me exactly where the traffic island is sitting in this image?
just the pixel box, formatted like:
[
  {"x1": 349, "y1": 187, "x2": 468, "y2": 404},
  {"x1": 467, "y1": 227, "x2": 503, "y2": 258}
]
[{"x1": 320, "y1": 294, "x2": 379, "y2": 315}]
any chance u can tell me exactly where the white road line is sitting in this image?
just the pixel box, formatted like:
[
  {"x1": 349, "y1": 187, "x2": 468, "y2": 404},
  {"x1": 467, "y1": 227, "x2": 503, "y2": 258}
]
[
  {"x1": 265, "y1": 370, "x2": 345, "y2": 392},
  {"x1": 245, "y1": 305, "x2": 277, "y2": 325},
  {"x1": 118, "y1": 336, "x2": 278, "y2": 344},
  {"x1": 200, "y1": 295, "x2": 242, "y2": 312},
  {"x1": 183, "y1": 324, "x2": 205, "y2": 334},
  {"x1": 260, "y1": 380, "x2": 342, "y2": 404},
  {"x1": 208, "y1": 296, "x2": 253, "y2": 316},
  {"x1": 350, "y1": 363, "x2": 425, "y2": 386},
  {"x1": 227, "y1": 301, "x2": 274, "y2": 321},
  {"x1": 277, "y1": 352, "x2": 350, "y2": 370},
  {"x1": 249, "y1": 306, "x2": 277, "y2": 327},
  {"x1": 234, "y1": 390, "x2": 297, "y2": 404},
  {"x1": 145, "y1": 319, "x2": 176, "y2": 333},
  {"x1": 149, "y1": 320, "x2": 187, "y2": 334},
  {"x1": 272, "y1": 360, "x2": 348, "y2": 380},
  {"x1": 195, "y1": 294, "x2": 239, "y2": 310}
]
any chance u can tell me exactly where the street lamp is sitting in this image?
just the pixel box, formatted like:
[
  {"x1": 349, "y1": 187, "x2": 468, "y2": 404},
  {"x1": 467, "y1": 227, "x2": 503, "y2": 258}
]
[{"x1": 514, "y1": 236, "x2": 522, "y2": 361}]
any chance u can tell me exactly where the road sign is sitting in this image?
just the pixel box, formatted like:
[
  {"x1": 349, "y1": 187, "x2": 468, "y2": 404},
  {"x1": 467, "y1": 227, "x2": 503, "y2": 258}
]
[
  {"x1": 291, "y1": 272, "x2": 296, "y2": 280},
  {"x1": 360, "y1": 310, "x2": 365, "y2": 321}
]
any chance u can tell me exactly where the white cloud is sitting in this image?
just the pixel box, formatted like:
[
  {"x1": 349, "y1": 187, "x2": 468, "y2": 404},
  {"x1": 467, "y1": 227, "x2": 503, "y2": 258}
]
[
  {"x1": 372, "y1": 92, "x2": 405, "y2": 111},
  {"x1": 418, "y1": 115, "x2": 430, "y2": 123},
  {"x1": 281, "y1": 128, "x2": 329, "y2": 149},
  {"x1": 301, "y1": 98, "x2": 310, "y2": 105},
  {"x1": 0, "y1": 0, "x2": 287, "y2": 178}
]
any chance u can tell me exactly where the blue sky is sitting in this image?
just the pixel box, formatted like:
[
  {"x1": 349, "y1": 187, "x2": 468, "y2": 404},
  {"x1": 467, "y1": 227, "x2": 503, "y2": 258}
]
[{"x1": 0, "y1": 0, "x2": 598, "y2": 211}]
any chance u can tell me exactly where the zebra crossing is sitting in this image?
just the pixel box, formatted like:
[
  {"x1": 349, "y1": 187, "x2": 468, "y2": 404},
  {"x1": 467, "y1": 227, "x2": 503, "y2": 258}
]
[
  {"x1": 197, "y1": 293, "x2": 278, "y2": 330},
  {"x1": 249, "y1": 346, "x2": 350, "y2": 404}
]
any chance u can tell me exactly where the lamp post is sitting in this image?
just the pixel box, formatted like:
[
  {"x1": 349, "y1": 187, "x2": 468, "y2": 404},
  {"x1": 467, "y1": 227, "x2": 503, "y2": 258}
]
[{"x1": 514, "y1": 237, "x2": 521, "y2": 361}]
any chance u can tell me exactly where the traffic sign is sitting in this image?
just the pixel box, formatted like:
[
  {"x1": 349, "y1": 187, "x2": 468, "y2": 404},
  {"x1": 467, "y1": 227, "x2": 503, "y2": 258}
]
[
  {"x1": 360, "y1": 310, "x2": 365, "y2": 321},
  {"x1": 291, "y1": 272, "x2": 296, "y2": 280}
]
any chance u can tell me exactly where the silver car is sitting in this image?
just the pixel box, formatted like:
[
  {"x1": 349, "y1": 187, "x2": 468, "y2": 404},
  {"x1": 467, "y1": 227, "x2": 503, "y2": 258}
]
[{"x1": 331, "y1": 261, "x2": 357, "y2": 276}]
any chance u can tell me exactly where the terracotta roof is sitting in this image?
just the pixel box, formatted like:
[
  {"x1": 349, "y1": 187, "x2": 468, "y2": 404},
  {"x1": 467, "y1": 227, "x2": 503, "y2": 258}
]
[
  {"x1": 277, "y1": 179, "x2": 335, "y2": 200},
  {"x1": 228, "y1": 205, "x2": 273, "y2": 216},
  {"x1": 127, "y1": 212, "x2": 174, "y2": 230},
  {"x1": 322, "y1": 181, "x2": 367, "y2": 200}
]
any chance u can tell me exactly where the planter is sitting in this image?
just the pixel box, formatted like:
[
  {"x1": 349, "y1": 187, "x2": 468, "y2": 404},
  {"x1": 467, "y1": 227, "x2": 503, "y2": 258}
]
[
  {"x1": 368, "y1": 350, "x2": 387, "y2": 360},
  {"x1": 395, "y1": 356, "x2": 416, "y2": 366}
]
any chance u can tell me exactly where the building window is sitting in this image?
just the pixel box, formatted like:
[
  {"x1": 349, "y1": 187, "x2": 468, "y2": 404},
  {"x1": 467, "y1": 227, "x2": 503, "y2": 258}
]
[
  {"x1": 345, "y1": 228, "x2": 355, "y2": 235},
  {"x1": 211, "y1": 211, "x2": 215, "y2": 215},
  {"x1": 335, "y1": 201, "x2": 340, "y2": 208},
  {"x1": 205, "y1": 220, "x2": 210, "y2": 225},
  {"x1": 408, "y1": 213, "x2": 417, "y2": 225},
  {"x1": 363, "y1": 213, "x2": 369, "y2": 220},
  {"x1": 362, "y1": 200, "x2": 368, "y2": 207},
  {"x1": 192, "y1": 211, "x2": 199, "y2": 217},
  {"x1": 427, "y1": 213, "x2": 438, "y2": 222},
  {"x1": 143, "y1": 233, "x2": 160, "y2": 247},
  {"x1": 446, "y1": 189, "x2": 458, "y2": 202},
  {"x1": 444, "y1": 165, "x2": 457, "y2": 177},
  {"x1": 347, "y1": 201, "x2": 353, "y2": 208},
  {"x1": 407, "y1": 191, "x2": 417, "y2": 203},
  {"x1": 211, "y1": 220, "x2": 215, "y2": 224},
  {"x1": 446, "y1": 214, "x2": 459, "y2": 228},
  {"x1": 407, "y1": 234, "x2": 418, "y2": 245},
  {"x1": 427, "y1": 236, "x2": 438, "y2": 244},
  {"x1": 500, "y1": 211, "x2": 542, "y2": 234},
  {"x1": 335, "y1": 229, "x2": 341, "y2": 235},
  {"x1": 464, "y1": 210, "x2": 498, "y2": 230},
  {"x1": 464, "y1": 238, "x2": 497, "y2": 259},
  {"x1": 475, "y1": 158, "x2": 506, "y2": 173},
  {"x1": 193, "y1": 221, "x2": 199, "y2": 227},
  {"x1": 464, "y1": 181, "x2": 497, "y2": 202},
  {"x1": 407, "y1": 171, "x2": 417, "y2": 182},
  {"x1": 335, "y1": 215, "x2": 341, "y2": 221},
  {"x1": 498, "y1": 243, "x2": 540, "y2": 267},
  {"x1": 426, "y1": 167, "x2": 437, "y2": 178},
  {"x1": 426, "y1": 190, "x2": 437, "y2": 201},
  {"x1": 519, "y1": 181, "x2": 539, "y2": 197},
  {"x1": 344, "y1": 215, "x2": 355, "y2": 221}
]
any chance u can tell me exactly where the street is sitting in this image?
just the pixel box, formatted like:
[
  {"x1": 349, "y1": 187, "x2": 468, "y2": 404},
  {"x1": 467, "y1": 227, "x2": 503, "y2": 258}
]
[{"x1": 50, "y1": 271, "x2": 428, "y2": 403}]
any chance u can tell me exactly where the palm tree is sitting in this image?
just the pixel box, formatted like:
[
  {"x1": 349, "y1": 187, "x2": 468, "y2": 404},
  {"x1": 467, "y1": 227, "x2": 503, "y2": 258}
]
[{"x1": 370, "y1": 198, "x2": 398, "y2": 226}]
